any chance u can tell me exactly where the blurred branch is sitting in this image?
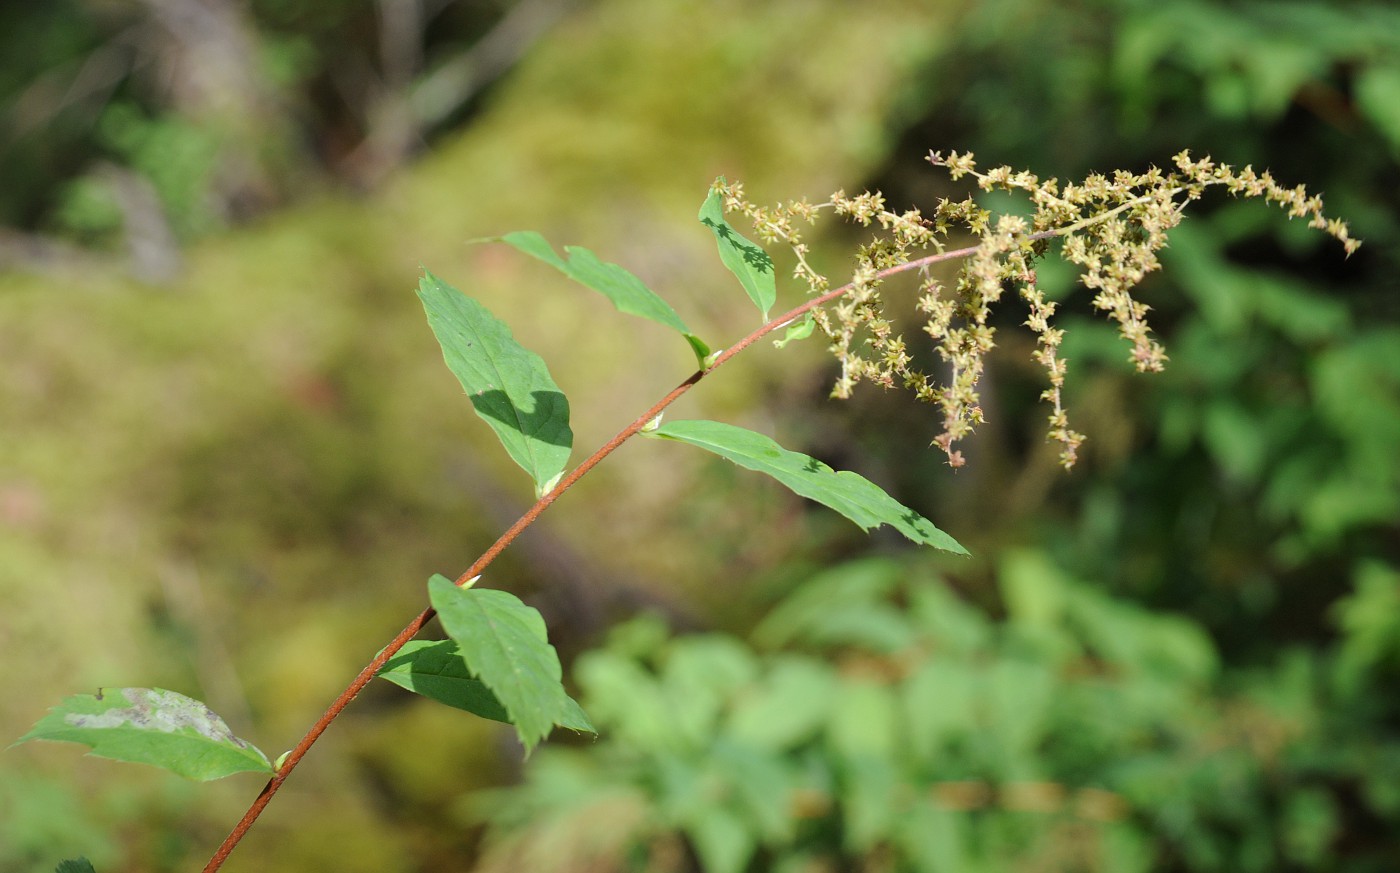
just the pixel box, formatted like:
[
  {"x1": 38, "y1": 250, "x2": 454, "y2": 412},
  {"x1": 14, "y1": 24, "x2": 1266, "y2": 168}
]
[
  {"x1": 409, "y1": 0, "x2": 575, "y2": 129},
  {"x1": 348, "y1": 0, "x2": 575, "y2": 184},
  {"x1": 6, "y1": 33, "x2": 141, "y2": 142},
  {"x1": 378, "y1": 0, "x2": 425, "y2": 93},
  {"x1": 98, "y1": 161, "x2": 182, "y2": 283}
]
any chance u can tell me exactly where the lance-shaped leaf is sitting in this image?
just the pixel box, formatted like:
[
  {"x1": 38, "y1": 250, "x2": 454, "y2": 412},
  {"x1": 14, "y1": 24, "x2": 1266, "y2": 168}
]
[
  {"x1": 417, "y1": 271, "x2": 572, "y2": 495},
  {"x1": 379, "y1": 639, "x2": 593, "y2": 733},
  {"x1": 427, "y1": 575, "x2": 594, "y2": 753},
  {"x1": 493, "y1": 232, "x2": 711, "y2": 366},
  {"x1": 14, "y1": 688, "x2": 273, "y2": 781},
  {"x1": 699, "y1": 180, "x2": 776, "y2": 320},
  {"x1": 650, "y1": 420, "x2": 967, "y2": 554}
]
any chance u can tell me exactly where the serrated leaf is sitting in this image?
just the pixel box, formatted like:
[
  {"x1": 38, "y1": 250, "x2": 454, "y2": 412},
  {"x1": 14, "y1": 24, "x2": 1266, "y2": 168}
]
[
  {"x1": 427, "y1": 575, "x2": 595, "y2": 753},
  {"x1": 378, "y1": 639, "x2": 593, "y2": 733},
  {"x1": 699, "y1": 180, "x2": 776, "y2": 320},
  {"x1": 55, "y1": 860, "x2": 97, "y2": 873},
  {"x1": 15, "y1": 688, "x2": 272, "y2": 781},
  {"x1": 495, "y1": 232, "x2": 711, "y2": 366},
  {"x1": 650, "y1": 420, "x2": 967, "y2": 553},
  {"x1": 417, "y1": 271, "x2": 572, "y2": 494}
]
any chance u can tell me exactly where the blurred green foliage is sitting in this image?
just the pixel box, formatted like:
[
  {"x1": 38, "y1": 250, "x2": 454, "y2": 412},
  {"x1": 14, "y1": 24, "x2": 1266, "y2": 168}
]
[
  {"x1": 477, "y1": 552, "x2": 1400, "y2": 871},
  {"x1": 892, "y1": 0, "x2": 1400, "y2": 657}
]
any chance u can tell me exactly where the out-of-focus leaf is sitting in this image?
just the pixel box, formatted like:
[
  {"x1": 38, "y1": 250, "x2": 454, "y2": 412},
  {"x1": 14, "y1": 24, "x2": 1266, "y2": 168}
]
[
  {"x1": 834, "y1": 744, "x2": 899, "y2": 851},
  {"x1": 651, "y1": 420, "x2": 967, "y2": 553},
  {"x1": 710, "y1": 740, "x2": 796, "y2": 840},
  {"x1": 1001, "y1": 549, "x2": 1068, "y2": 630},
  {"x1": 417, "y1": 271, "x2": 572, "y2": 496},
  {"x1": 727, "y1": 657, "x2": 836, "y2": 750},
  {"x1": 902, "y1": 660, "x2": 978, "y2": 765},
  {"x1": 908, "y1": 580, "x2": 995, "y2": 655},
  {"x1": 659, "y1": 637, "x2": 758, "y2": 746},
  {"x1": 1203, "y1": 402, "x2": 1269, "y2": 484},
  {"x1": 1331, "y1": 561, "x2": 1400, "y2": 696},
  {"x1": 1100, "y1": 823, "x2": 1154, "y2": 873},
  {"x1": 1283, "y1": 788, "x2": 1340, "y2": 865},
  {"x1": 897, "y1": 800, "x2": 969, "y2": 873},
  {"x1": 754, "y1": 558, "x2": 905, "y2": 649},
  {"x1": 574, "y1": 644, "x2": 677, "y2": 749},
  {"x1": 827, "y1": 680, "x2": 898, "y2": 763},
  {"x1": 15, "y1": 688, "x2": 272, "y2": 781},
  {"x1": 986, "y1": 660, "x2": 1055, "y2": 772},
  {"x1": 684, "y1": 805, "x2": 754, "y2": 873},
  {"x1": 1356, "y1": 64, "x2": 1400, "y2": 153}
]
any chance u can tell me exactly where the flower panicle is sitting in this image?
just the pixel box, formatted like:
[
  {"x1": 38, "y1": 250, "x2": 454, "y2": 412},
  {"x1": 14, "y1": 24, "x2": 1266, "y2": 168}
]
[{"x1": 724, "y1": 150, "x2": 1357, "y2": 469}]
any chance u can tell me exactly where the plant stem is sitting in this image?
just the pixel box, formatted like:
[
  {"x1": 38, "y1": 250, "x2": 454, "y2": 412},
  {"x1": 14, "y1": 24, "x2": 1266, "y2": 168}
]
[{"x1": 202, "y1": 238, "x2": 990, "y2": 872}]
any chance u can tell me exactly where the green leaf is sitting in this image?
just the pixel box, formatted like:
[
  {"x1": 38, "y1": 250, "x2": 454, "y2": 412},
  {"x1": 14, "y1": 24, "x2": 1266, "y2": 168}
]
[
  {"x1": 650, "y1": 420, "x2": 967, "y2": 553},
  {"x1": 896, "y1": 801, "x2": 968, "y2": 873},
  {"x1": 698, "y1": 180, "x2": 776, "y2": 320},
  {"x1": 753, "y1": 558, "x2": 914, "y2": 652},
  {"x1": 14, "y1": 688, "x2": 273, "y2": 781},
  {"x1": 417, "y1": 271, "x2": 572, "y2": 496},
  {"x1": 55, "y1": 860, "x2": 97, "y2": 873},
  {"x1": 378, "y1": 639, "x2": 592, "y2": 733},
  {"x1": 427, "y1": 575, "x2": 595, "y2": 753},
  {"x1": 1356, "y1": 63, "x2": 1400, "y2": 153},
  {"x1": 726, "y1": 658, "x2": 836, "y2": 750},
  {"x1": 773, "y1": 312, "x2": 816, "y2": 348},
  {"x1": 684, "y1": 805, "x2": 755, "y2": 873},
  {"x1": 495, "y1": 232, "x2": 711, "y2": 366}
]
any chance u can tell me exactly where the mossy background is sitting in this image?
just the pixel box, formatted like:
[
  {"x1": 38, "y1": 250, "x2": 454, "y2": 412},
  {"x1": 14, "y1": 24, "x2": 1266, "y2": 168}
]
[
  {"x1": 2, "y1": 2, "x2": 955, "y2": 870},
  {"x1": 3, "y1": 1, "x2": 1399, "y2": 871}
]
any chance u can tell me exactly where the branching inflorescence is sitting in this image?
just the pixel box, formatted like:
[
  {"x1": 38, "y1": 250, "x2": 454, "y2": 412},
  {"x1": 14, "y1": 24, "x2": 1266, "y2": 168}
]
[{"x1": 721, "y1": 150, "x2": 1359, "y2": 468}]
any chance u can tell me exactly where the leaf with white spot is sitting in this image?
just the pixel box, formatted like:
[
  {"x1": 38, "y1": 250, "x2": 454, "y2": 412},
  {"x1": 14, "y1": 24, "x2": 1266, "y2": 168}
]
[{"x1": 15, "y1": 688, "x2": 273, "y2": 781}]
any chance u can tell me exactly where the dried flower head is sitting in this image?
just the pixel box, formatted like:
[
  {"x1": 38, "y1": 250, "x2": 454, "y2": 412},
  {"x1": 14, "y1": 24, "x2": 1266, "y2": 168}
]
[{"x1": 722, "y1": 150, "x2": 1358, "y2": 469}]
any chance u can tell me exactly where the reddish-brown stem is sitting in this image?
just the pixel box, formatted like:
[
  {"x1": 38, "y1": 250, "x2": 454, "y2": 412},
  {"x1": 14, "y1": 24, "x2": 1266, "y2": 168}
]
[{"x1": 202, "y1": 239, "x2": 986, "y2": 872}]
